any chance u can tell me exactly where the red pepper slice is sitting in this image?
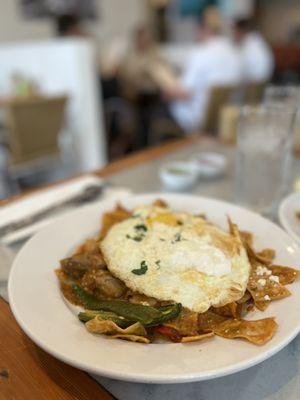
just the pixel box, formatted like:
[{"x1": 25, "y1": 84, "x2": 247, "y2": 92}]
[{"x1": 154, "y1": 325, "x2": 182, "y2": 342}]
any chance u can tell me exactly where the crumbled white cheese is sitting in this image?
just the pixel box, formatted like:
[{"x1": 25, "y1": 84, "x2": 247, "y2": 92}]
[
  {"x1": 269, "y1": 275, "x2": 280, "y2": 284},
  {"x1": 258, "y1": 278, "x2": 266, "y2": 287},
  {"x1": 264, "y1": 295, "x2": 270, "y2": 301},
  {"x1": 256, "y1": 266, "x2": 271, "y2": 276}
]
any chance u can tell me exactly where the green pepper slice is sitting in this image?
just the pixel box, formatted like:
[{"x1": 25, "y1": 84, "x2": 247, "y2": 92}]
[{"x1": 73, "y1": 284, "x2": 181, "y2": 327}]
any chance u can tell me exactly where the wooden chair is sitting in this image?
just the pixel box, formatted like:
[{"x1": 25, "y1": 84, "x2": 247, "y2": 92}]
[
  {"x1": 202, "y1": 84, "x2": 238, "y2": 134},
  {"x1": 219, "y1": 104, "x2": 240, "y2": 144},
  {"x1": 244, "y1": 82, "x2": 266, "y2": 104},
  {"x1": 5, "y1": 95, "x2": 68, "y2": 168}
]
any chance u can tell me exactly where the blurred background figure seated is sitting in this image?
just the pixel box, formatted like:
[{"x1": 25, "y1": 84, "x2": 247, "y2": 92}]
[
  {"x1": 233, "y1": 18, "x2": 274, "y2": 84},
  {"x1": 55, "y1": 14, "x2": 88, "y2": 38},
  {"x1": 168, "y1": 7, "x2": 243, "y2": 134},
  {"x1": 118, "y1": 25, "x2": 182, "y2": 149}
]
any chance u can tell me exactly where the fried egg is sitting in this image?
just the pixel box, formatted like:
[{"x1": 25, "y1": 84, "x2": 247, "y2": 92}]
[{"x1": 100, "y1": 206, "x2": 251, "y2": 313}]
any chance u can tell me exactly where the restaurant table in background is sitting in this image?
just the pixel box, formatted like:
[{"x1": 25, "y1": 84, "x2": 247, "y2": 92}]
[{"x1": 2, "y1": 137, "x2": 300, "y2": 400}]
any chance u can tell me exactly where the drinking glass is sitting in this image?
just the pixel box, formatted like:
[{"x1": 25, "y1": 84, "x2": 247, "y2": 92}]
[
  {"x1": 264, "y1": 85, "x2": 300, "y2": 109},
  {"x1": 235, "y1": 104, "x2": 295, "y2": 217}
]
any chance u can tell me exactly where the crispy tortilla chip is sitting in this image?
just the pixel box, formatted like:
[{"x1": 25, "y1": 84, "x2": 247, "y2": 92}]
[
  {"x1": 181, "y1": 332, "x2": 214, "y2": 343},
  {"x1": 198, "y1": 311, "x2": 228, "y2": 332},
  {"x1": 256, "y1": 248, "x2": 275, "y2": 263},
  {"x1": 86, "y1": 316, "x2": 147, "y2": 337},
  {"x1": 164, "y1": 309, "x2": 199, "y2": 336},
  {"x1": 212, "y1": 302, "x2": 243, "y2": 319},
  {"x1": 236, "y1": 291, "x2": 251, "y2": 304},
  {"x1": 75, "y1": 236, "x2": 101, "y2": 255},
  {"x1": 239, "y1": 231, "x2": 254, "y2": 247},
  {"x1": 245, "y1": 242, "x2": 270, "y2": 266},
  {"x1": 247, "y1": 261, "x2": 291, "y2": 311},
  {"x1": 152, "y1": 199, "x2": 168, "y2": 208},
  {"x1": 110, "y1": 334, "x2": 150, "y2": 343},
  {"x1": 270, "y1": 265, "x2": 300, "y2": 285},
  {"x1": 213, "y1": 318, "x2": 278, "y2": 345},
  {"x1": 100, "y1": 205, "x2": 131, "y2": 238}
]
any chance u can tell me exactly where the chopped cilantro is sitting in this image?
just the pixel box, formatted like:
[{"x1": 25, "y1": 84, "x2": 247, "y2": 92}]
[
  {"x1": 134, "y1": 224, "x2": 148, "y2": 232},
  {"x1": 155, "y1": 260, "x2": 161, "y2": 269},
  {"x1": 126, "y1": 234, "x2": 144, "y2": 242},
  {"x1": 131, "y1": 260, "x2": 148, "y2": 275}
]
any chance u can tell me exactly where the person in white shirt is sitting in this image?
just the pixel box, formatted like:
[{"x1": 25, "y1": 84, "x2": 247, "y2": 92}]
[
  {"x1": 233, "y1": 19, "x2": 274, "y2": 83},
  {"x1": 168, "y1": 12, "x2": 243, "y2": 132}
]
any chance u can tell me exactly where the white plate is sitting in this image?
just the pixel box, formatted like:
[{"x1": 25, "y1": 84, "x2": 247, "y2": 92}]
[
  {"x1": 8, "y1": 194, "x2": 300, "y2": 384},
  {"x1": 279, "y1": 191, "x2": 300, "y2": 244}
]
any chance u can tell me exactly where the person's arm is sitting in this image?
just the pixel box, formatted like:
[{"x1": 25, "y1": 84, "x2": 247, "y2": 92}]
[{"x1": 164, "y1": 52, "x2": 202, "y2": 100}]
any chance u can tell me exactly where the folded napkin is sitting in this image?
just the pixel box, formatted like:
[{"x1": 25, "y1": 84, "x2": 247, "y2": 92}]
[
  {"x1": 294, "y1": 179, "x2": 300, "y2": 191},
  {"x1": 0, "y1": 175, "x2": 131, "y2": 245}
]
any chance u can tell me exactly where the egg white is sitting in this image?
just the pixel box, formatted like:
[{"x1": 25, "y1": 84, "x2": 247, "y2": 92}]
[{"x1": 100, "y1": 206, "x2": 251, "y2": 313}]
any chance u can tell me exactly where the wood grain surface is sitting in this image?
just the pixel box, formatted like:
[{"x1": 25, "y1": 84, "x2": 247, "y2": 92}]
[{"x1": 0, "y1": 300, "x2": 116, "y2": 400}]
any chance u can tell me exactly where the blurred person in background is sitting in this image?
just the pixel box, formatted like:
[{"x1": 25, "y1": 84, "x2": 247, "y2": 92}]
[
  {"x1": 168, "y1": 7, "x2": 243, "y2": 132},
  {"x1": 233, "y1": 18, "x2": 274, "y2": 83},
  {"x1": 56, "y1": 14, "x2": 87, "y2": 37},
  {"x1": 119, "y1": 25, "x2": 178, "y2": 147},
  {"x1": 120, "y1": 25, "x2": 175, "y2": 100}
]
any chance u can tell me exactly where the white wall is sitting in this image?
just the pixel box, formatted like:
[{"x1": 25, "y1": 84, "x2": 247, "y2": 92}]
[
  {"x1": 88, "y1": 0, "x2": 147, "y2": 48},
  {"x1": 0, "y1": 0, "x2": 53, "y2": 43},
  {"x1": 0, "y1": 0, "x2": 148, "y2": 48}
]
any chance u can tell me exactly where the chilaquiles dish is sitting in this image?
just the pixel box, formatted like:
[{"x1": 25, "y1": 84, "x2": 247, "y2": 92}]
[{"x1": 56, "y1": 200, "x2": 300, "y2": 345}]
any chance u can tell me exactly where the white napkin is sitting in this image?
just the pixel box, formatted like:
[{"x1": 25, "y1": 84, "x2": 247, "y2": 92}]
[{"x1": 0, "y1": 175, "x2": 131, "y2": 245}]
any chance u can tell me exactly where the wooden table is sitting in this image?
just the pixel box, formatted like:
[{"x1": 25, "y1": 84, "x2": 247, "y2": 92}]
[{"x1": 0, "y1": 137, "x2": 198, "y2": 400}]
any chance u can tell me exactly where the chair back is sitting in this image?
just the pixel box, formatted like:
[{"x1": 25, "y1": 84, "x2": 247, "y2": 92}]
[
  {"x1": 244, "y1": 81, "x2": 266, "y2": 104},
  {"x1": 6, "y1": 95, "x2": 67, "y2": 165},
  {"x1": 202, "y1": 84, "x2": 238, "y2": 134},
  {"x1": 0, "y1": 39, "x2": 107, "y2": 171}
]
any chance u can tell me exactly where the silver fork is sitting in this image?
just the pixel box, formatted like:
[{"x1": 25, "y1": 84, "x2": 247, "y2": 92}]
[{"x1": 0, "y1": 184, "x2": 106, "y2": 238}]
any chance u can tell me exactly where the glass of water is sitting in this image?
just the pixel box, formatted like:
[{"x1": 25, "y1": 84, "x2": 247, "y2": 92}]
[
  {"x1": 235, "y1": 104, "x2": 295, "y2": 217},
  {"x1": 264, "y1": 85, "x2": 300, "y2": 108}
]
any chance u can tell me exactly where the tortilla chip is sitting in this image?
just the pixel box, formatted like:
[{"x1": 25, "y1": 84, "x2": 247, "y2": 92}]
[
  {"x1": 100, "y1": 205, "x2": 131, "y2": 238},
  {"x1": 198, "y1": 311, "x2": 228, "y2": 332},
  {"x1": 164, "y1": 309, "x2": 199, "y2": 336},
  {"x1": 75, "y1": 236, "x2": 101, "y2": 255},
  {"x1": 181, "y1": 332, "x2": 214, "y2": 343},
  {"x1": 110, "y1": 334, "x2": 150, "y2": 343},
  {"x1": 86, "y1": 316, "x2": 147, "y2": 337},
  {"x1": 152, "y1": 199, "x2": 168, "y2": 208},
  {"x1": 213, "y1": 318, "x2": 278, "y2": 345},
  {"x1": 239, "y1": 231, "x2": 254, "y2": 247},
  {"x1": 212, "y1": 302, "x2": 243, "y2": 319},
  {"x1": 236, "y1": 291, "x2": 251, "y2": 304},
  {"x1": 256, "y1": 248, "x2": 275, "y2": 263},
  {"x1": 245, "y1": 242, "x2": 274, "y2": 266},
  {"x1": 247, "y1": 261, "x2": 291, "y2": 311},
  {"x1": 270, "y1": 265, "x2": 300, "y2": 285}
]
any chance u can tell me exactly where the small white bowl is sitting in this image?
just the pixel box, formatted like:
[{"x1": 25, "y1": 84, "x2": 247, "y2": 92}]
[
  {"x1": 159, "y1": 161, "x2": 199, "y2": 191},
  {"x1": 190, "y1": 152, "x2": 227, "y2": 178}
]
